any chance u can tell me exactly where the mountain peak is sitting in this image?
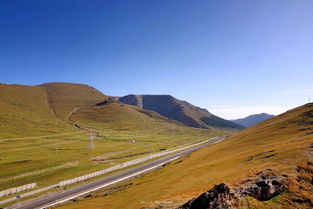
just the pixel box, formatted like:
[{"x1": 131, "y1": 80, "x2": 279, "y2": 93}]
[
  {"x1": 231, "y1": 113, "x2": 275, "y2": 128},
  {"x1": 119, "y1": 94, "x2": 243, "y2": 129}
]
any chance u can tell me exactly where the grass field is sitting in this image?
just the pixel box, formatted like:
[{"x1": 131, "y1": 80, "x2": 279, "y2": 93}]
[
  {"x1": 0, "y1": 124, "x2": 226, "y2": 192},
  {"x1": 56, "y1": 103, "x2": 313, "y2": 209},
  {"x1": 0, "y1": 83, "x2": 232, "y2": 195}
]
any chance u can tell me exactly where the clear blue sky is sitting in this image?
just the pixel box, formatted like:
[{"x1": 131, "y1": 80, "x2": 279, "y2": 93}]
[{"x1": 1, "y1": 0, "x2": 313, "y2": 119}]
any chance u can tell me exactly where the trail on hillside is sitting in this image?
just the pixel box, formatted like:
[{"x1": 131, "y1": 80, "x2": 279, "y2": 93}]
[
  {"x1": 0, "y1": 161, "x2": 78, "y2": 182},
  {"x1": 65, "y1": 106, "x2": 86, "y2": 122},
  {"x1": 0, "y1": 131, "x2": 84, "y2": 142},
  {"x1": 0, "y1": 141, "x2": 75, "y2": 153},
  {"x1": 44, "y1": 89, "x2": 58, "y2": 118}
]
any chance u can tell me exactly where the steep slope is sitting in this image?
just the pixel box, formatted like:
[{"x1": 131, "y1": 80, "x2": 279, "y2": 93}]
[
  {"x1": 40, "y1": 82, "x2": 107, "y2": 120},
  {"x1": 231, "y1": 113, "x2": 275, "y2": 128},
  {"x1": 0, "y1": 82, "x2": 226, "y2": 139},
  {"x1": 58, "y1": 103, "x2": 313, "y2": 209},
  {"x1": 0, "y1": 82, "x2": 108, "y2": 138},
  {"x1": 119, "y1": 94, "x2": 243, "y2": 129},
  {"x1": 70, "y1": 99, "x2": 183, "y2": 131}
]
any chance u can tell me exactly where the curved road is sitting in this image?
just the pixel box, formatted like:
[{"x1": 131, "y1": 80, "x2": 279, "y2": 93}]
[{"x1": 14, "y1": 137, "x2": 224, "y2": 209}]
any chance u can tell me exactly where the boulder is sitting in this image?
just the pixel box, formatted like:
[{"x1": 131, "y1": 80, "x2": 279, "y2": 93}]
[
  {"x1": 240, "y1": 177, "x2": 284, "y2": 201},
  {"x1": 177, "y1": 183, "x2": 236, "y2": 209},
  {"x1": 177, "y1": 170, "x2": 285, "y2": 209}
]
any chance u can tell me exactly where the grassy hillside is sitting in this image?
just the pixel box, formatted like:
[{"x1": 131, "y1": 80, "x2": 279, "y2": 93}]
[
  {"x1": 40, "y1": 82, "x2": 107, "y2": 120},
  {"x1": 119, "y1": 94, "x2": 243, "y2": 129},
  {"x1": 57, "y1": 103, "x2": 313, "y2": 209},
  {"x1": 0, "y1": 83, "x2": 229, "y2": 193},
  {"x1": 0, "y1": 83, "x2": 74, "y2": 138},
  {"x1": 0, "y1": 82, "x2": 107, "y2": 138},
  {"x1": 70, "y1": 101, "x2": 177, "y2": 130}
]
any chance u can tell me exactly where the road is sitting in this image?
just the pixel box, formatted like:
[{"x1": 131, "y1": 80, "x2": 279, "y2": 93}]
[{"x1": 12, "y1": 137, "x2": 224, "y2": 209}]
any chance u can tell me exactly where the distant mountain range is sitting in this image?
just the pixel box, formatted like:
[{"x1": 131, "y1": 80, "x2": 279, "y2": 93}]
[
  {"x1": 118, "y1": 94, "x2": 243, "y2": 130},
  {"x1": 231, "y1": 113, "x2": 275, "y2": 128}
]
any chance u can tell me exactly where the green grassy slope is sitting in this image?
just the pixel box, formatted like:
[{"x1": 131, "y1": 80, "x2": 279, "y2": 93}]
[
  {"x1": 71, "y1": 102, "x2": 179, "y2": 130},
  {"x1": 57, "y1": 103, "x2": 313, "y2": 209},
  {"x1": 0, "y1": 83, "x2": 74, "y2": 138},
  {"x1": 0, "y1": 82, "x2": 229, "y2": 194}
]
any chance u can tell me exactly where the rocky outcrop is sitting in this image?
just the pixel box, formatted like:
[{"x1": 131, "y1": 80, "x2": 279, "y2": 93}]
[
  {"x1": 96, "y1": 97, "x2": 117, "y2": 106},
  {"x1": 177, "y1": 183, "x2": 238, "y2": 209},
  {"x1": 238, "y1": 169, "x2": 285, "y2": 201},
  {"x1": 177, "y1": 170, "x2": 286, "y2": 209},
  {"x1": 239, "y1": 178, "x2": 284, "y2": 201}
]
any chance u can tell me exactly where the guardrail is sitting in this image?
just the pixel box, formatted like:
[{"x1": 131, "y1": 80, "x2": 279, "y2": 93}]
[
  {"x1": 0, "y1": 183, "x2": 37, "y2": 198},
  {"x1": 59, "y1": 137, "x2": 220, "y2": 187}
]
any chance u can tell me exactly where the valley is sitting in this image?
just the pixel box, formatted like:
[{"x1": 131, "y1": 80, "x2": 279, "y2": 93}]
[
  {"x1": 1, "y1": 2, "x2": 312, "y2": 208},
  {"x1": 0, "y1": 83, "x2": 232, "y2": 208},
  {"x1": 54, "y1": 103, "x2": 313, "y2": 209}
]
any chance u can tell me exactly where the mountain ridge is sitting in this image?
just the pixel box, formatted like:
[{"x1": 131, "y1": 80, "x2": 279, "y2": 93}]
[
  {"x1": 0, "y1": 82, "x2": 227, "y2": 193},
  {"x1": 59, "y1": 103, "x2": 313, "y2": 209},
  {"x1": 231, "y1": 113, "x2": 275, "y2": 128},
  {"x1": 119, "y1": 94, "x2": 243, "y2": 130},
  {"x1": 0, "y1": 82, "x2": 234, "y2": 138}
]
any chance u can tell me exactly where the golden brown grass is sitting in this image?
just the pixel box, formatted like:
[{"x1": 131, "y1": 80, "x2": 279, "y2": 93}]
[
  {"x1": 57, "y1": 103, "x2": 313, "y2": 209},
  {"x1": 40, "y1": 82, "x2": 107, "y2": 119},
  {"x1": 0, "y1": 83, "x2": 74, "y2": 138}
]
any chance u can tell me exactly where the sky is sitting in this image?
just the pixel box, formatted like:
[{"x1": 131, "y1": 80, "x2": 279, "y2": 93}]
[{"x1": 1, "y1": 0, "x2": 313, "y2": 119}]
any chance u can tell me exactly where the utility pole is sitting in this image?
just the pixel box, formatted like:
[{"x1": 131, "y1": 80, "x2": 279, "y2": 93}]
[
  {"x1": 88, "y1": 129, "x2": 95, "y2": 150},
  {"x1": 16, "y1": 194, "x2": 21, "y2": 206}
]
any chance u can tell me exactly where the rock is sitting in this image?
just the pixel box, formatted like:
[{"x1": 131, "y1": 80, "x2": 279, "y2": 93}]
[
  {"x1": 177, "y1": 170, "x2": 285, "y2": 209},
  {"x1": 240, "y1": 178, "x2": 284, "y2": 201},
  {"x1": 304, "y1": 132, "x2": 313, "y2": 136},
  {"x1": 177, "y1": 183, "x2": 237, "y2": 209},
  {"x1": 303, "y1": 110, "x2": 313, "y2": 118},
  {"x1": 96, "y1": 97, "x2": 116, "y2": 106}
]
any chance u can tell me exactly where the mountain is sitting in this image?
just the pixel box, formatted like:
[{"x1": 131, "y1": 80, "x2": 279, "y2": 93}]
[
  {"x1": 0, "y1": 82, "x2": 228, "y2": 192},
  {"x1": 119, "y1": 94, "x2": 243, "y2": 130},
  {"x1": 40, "y1": 82, "x2": 107, "y2": 120},
  {"x1": 0, "y1": 82, "x2": 202, "y2": 138},
  {"x1": 231, "y1": 113, "x2": 275, "y2": 128},
  {"x1": 0, "y1": 83, "x2": 75, "y2": 138},
  {"x1": 62, "y1": 103, "x2": 313, "y2": 209}
]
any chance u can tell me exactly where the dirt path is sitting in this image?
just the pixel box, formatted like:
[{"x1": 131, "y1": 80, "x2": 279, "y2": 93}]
[
  {"x1": 0, "y1": 131, "x2": 83, "y2": 142},
  {"x1": 0, "y1": 161, "x2": 78, "y2": 182},
  {"x1": 0, "y1": 141, "x2": 75, "y2": 153}
]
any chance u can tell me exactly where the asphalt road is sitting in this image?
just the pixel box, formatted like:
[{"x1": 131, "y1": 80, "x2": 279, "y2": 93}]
[{"x1": 14, "y1": 137, "x2": 224, "y2": 209}]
